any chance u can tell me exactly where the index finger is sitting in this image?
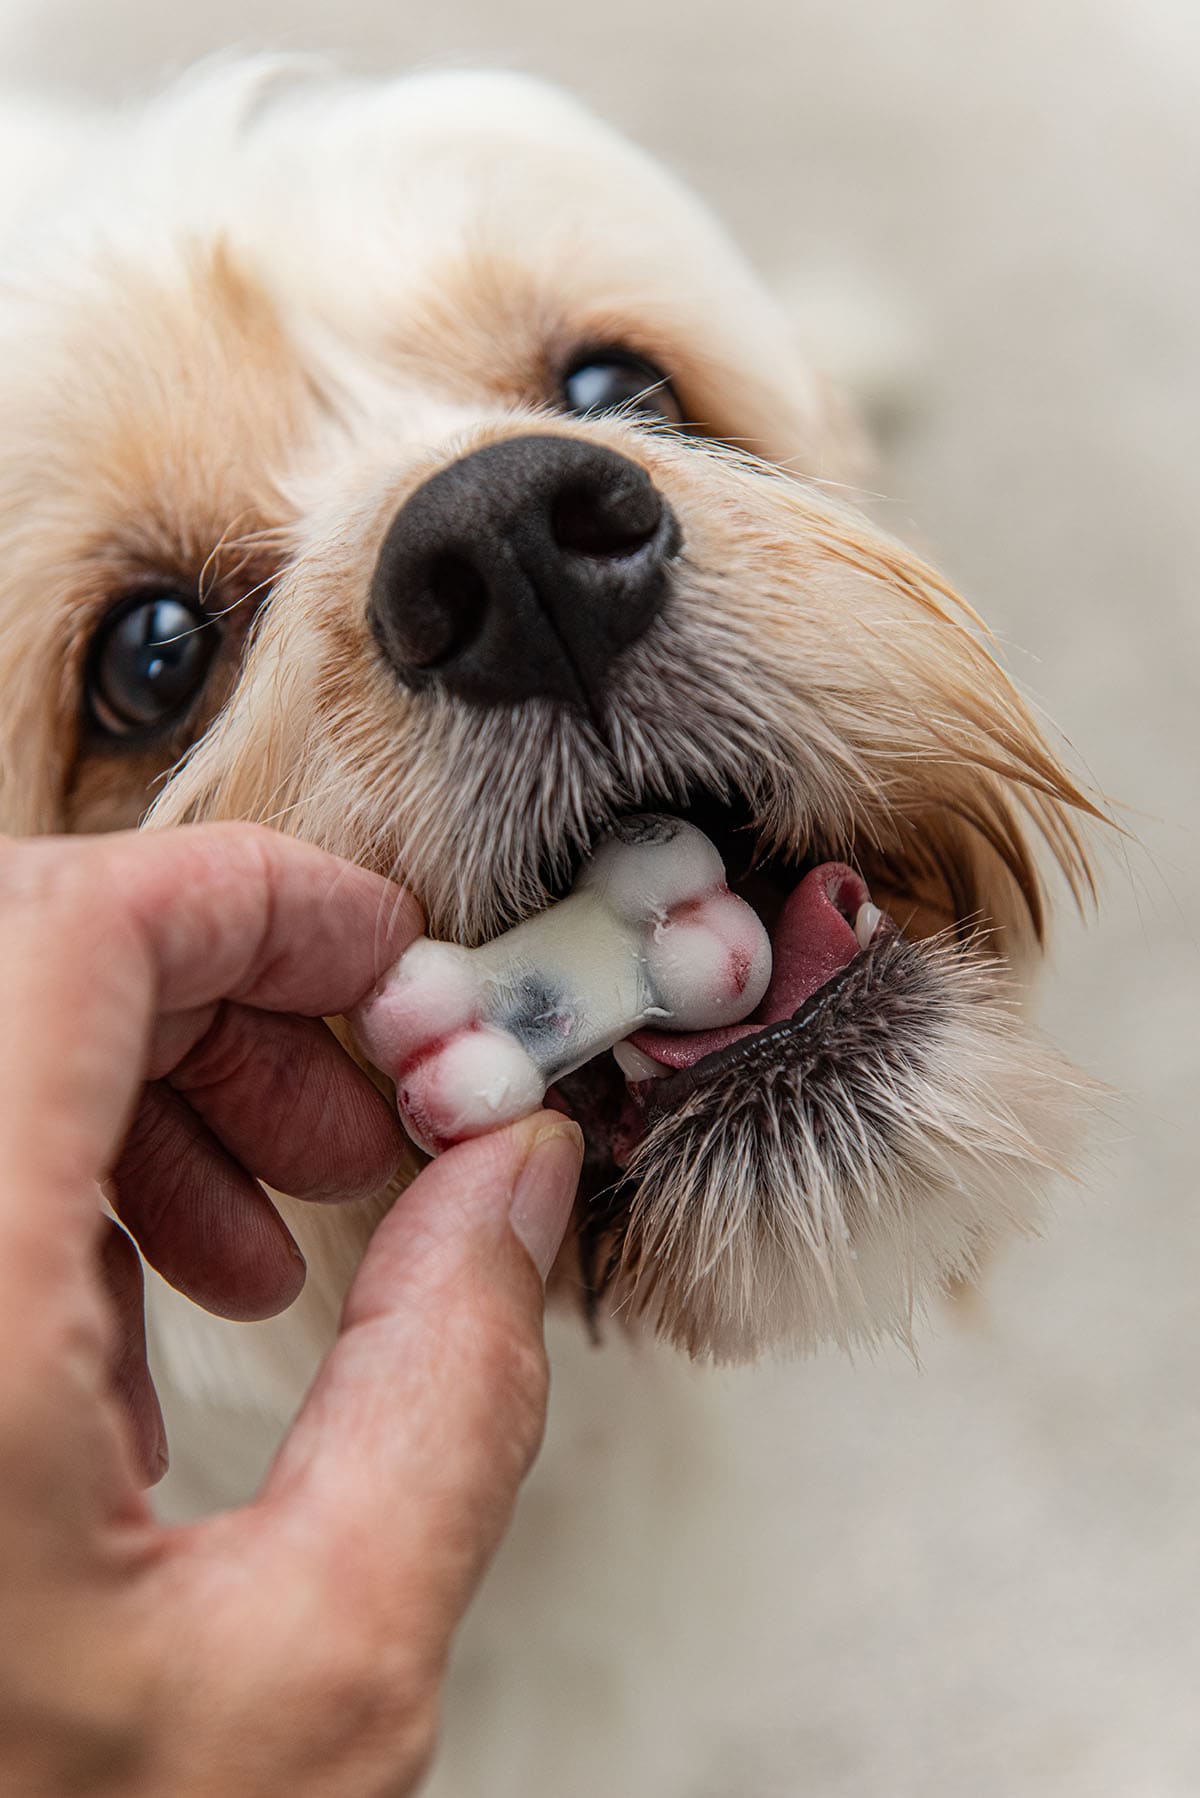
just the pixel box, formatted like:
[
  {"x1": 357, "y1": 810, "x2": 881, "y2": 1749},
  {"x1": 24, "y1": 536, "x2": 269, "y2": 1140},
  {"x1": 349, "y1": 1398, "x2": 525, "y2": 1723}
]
[
  {"x1": 0, "y1": 824, "x2": 421, "y2": 1268},
  {"x1": 93, "y1": 822, "x2": 422, "y2": 1016}
]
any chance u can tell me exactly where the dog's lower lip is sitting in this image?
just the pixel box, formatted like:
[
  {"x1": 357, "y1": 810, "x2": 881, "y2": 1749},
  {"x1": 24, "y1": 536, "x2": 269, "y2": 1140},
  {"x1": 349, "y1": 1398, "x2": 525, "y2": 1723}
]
[{"x1": 630, "y1": 954, "x2": 871, "y2": 1113}]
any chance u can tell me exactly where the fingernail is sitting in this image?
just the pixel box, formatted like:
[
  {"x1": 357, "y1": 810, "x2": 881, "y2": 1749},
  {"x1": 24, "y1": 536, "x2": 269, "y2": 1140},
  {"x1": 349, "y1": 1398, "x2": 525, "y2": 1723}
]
[{"x1": 509, "y1": 1118, "x2": 584, "y2": 1281}]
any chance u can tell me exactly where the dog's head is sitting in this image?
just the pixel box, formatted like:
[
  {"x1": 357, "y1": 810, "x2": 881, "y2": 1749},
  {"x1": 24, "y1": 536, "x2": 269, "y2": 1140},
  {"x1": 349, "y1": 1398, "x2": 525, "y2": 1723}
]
[{"x1": 0, "y1": 61, "x2": 1097, "y2": 1357}]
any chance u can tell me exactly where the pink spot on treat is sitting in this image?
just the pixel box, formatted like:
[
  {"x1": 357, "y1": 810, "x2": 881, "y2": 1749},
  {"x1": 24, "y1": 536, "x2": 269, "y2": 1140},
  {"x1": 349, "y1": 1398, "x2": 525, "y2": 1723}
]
[{"x1": 394, "y1": 1031, "x2": 455, "y2": 1082}]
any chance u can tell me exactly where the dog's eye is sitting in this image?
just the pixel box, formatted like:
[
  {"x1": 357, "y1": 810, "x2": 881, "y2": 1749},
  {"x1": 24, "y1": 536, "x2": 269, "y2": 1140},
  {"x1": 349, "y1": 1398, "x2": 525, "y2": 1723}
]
[
  {"x1": 86, "y1": 592, "x2": 219, "y2": 737},
  {"x1": 561, "y1": 350, "x2": 683, "y2": 425}
]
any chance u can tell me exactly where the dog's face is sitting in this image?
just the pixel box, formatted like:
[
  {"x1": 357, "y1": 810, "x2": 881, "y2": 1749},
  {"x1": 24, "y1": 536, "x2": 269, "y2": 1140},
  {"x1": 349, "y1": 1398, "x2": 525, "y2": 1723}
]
[{"x1": 0, "y1": 63, "x2": 1096, "y2": 1357}]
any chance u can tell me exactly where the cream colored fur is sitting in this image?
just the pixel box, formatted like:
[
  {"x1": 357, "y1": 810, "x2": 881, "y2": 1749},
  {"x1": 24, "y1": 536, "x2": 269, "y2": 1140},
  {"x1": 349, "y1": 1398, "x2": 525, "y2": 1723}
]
[{"x1": 0, "y1": 60, "x2": 1097, "y2": 1512}]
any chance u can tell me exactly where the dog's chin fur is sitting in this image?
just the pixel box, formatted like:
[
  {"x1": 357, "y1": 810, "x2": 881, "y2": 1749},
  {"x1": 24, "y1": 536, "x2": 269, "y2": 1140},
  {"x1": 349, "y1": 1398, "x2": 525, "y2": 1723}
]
[
  {"x1": 600, "y1": 935, "x2": 1084, "y2": 1359},
  {"x1": 0, "y1": 59, "x2": 1098, "y2": 1424}
]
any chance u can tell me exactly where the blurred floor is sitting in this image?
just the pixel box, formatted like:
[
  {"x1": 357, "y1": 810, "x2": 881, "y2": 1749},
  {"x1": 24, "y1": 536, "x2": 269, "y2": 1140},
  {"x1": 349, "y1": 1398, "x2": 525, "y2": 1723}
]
[{"x1": 3, "y1": 1, "x2": 1197, "y2": 1792}]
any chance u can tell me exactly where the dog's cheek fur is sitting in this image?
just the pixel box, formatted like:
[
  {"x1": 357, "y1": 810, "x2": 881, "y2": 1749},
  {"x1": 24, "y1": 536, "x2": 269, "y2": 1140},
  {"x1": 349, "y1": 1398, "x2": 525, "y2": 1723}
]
[{"x1": 650, "y1": 441, "x2": 1095, "y2": 927}]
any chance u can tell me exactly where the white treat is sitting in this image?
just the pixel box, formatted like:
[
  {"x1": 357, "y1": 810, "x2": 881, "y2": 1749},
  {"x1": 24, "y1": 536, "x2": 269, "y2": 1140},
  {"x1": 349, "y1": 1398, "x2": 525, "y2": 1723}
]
[{"x1": 351, "y1": 814, "x2": 771, "y2": 1154}]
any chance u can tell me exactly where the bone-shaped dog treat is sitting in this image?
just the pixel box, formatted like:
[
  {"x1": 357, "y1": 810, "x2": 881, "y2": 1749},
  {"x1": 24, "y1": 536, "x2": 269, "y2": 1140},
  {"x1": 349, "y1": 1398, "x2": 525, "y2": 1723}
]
[{"x1": 351, "y1": 814, "x2": 772, "y2": 1154}]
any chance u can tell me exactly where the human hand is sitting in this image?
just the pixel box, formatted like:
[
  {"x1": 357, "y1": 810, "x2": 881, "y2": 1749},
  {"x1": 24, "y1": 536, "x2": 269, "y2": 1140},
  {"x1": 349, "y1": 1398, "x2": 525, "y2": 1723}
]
[{"x1": 0, "y1": 824, "x2": 583, "y2": 1796}]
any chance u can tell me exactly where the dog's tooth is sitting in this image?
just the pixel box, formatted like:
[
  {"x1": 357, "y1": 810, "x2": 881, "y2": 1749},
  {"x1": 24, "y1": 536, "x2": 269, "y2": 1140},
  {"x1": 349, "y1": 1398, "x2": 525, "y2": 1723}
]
[
  {"x1": 613, "y1": 1041, "x2": 668, "y2": 1083},
  {"x1": 854, "y1": 901, "x2": 883, "y2": 951}
]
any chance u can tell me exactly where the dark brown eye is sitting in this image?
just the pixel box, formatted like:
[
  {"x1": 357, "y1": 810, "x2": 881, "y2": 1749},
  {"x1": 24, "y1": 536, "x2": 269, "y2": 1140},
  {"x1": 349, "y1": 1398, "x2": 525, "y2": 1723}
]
[
  {"x1": 561, "y1": 349, "x2": 683, "y2": 425},
  {"x1": 86, "y1": 592, "x2": 219, "y2": 738}
]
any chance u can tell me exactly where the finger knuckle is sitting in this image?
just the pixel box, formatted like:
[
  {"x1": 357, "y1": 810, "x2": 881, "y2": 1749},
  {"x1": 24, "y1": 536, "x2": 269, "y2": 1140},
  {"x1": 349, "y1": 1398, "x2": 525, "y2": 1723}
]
[
  {"x1": 0, "y1": 834, "x2": 102, "y2": 917},
  {"x1": 169, "y1": 1001, "x2": 251, "y2": 1093},
  {"x1": 291, "y1": 1634, "x2": 441, "y2": 1787}
]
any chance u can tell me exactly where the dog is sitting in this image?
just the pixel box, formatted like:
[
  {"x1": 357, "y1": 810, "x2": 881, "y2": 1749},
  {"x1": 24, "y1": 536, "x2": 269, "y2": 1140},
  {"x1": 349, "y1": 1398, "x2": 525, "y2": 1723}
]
[{"x1": 0, "y1": 57, "x2": 1097, "y2": 1519}]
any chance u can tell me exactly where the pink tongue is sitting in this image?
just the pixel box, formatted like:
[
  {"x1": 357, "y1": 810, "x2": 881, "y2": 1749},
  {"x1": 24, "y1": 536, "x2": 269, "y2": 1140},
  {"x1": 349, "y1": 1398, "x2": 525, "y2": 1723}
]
[{"x1": 630, "y1": 862, "x2": 868, "y2": 1072}]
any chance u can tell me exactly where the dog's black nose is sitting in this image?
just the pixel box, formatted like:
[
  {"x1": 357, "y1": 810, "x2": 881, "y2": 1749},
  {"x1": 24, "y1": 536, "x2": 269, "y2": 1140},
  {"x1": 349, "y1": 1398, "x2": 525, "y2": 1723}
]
[{"x1": 368, "y1": 434, "x2": 680, "y2": 709}]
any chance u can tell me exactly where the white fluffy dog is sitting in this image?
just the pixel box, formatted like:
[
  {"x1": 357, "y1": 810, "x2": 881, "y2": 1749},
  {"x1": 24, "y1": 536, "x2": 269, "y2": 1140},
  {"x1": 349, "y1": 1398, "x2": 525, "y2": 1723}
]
[{"x1": 0, "y1": 58, "x2": 1096, "y2": 1760}]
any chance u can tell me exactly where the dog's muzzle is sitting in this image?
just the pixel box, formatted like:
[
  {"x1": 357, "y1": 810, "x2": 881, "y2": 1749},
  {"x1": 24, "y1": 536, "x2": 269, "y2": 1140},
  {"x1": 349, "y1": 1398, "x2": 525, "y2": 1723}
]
[{"x1": 367, "y1": 434, "x2": 680, "y2": 710}]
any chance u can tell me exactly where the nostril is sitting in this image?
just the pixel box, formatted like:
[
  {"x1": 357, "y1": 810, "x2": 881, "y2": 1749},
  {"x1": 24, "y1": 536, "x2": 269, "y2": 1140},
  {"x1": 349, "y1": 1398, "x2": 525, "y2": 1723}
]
[
  {"x1": 378, "y1": 553, "x2": 490, "y2": 673},
  {"x1": 551, "y1": 475, "x2": 663, "y2": 560},
  {"x1": 418, "y1": 553, "x2": 489, "y2": 666}
]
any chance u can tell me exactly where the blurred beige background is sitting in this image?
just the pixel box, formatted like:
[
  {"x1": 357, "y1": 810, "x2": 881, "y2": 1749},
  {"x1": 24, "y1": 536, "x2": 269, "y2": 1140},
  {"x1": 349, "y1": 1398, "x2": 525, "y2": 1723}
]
[{"x1": 3, "y1": 2, "x2": 1197, "y2": 1793}]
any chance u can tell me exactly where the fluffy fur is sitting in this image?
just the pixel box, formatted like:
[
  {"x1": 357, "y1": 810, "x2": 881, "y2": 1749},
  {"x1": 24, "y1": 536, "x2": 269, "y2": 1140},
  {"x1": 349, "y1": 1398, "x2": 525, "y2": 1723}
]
[
  {"x1": 605, "y1": 933, "x2": 1085, "y2": 1356},
  {"x1": 0, "y1": 58, "x2": 1099, "y2": 1505}
]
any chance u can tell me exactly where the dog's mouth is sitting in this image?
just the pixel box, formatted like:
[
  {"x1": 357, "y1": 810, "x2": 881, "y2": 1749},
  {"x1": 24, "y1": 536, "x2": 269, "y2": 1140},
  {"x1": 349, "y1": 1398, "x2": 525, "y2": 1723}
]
[
  {"x1": 371, "y1": 753, "x2": 1084, "y2": 1356},
  {"x1": 549, "y1": 788, "x2": 899, "y2": 1178}
]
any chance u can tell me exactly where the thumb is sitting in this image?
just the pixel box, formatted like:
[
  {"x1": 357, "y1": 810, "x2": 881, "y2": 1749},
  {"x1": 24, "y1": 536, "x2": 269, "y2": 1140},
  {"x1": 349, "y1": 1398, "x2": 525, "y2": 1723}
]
[{"x1": 259, "y1": 1111, "x2": 583, "y2": 1643}]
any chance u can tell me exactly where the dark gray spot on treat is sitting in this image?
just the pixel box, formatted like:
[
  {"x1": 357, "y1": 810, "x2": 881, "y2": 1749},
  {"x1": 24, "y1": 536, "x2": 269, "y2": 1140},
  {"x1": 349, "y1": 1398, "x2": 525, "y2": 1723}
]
[
  {"x1": 610, "y1": 813, "x2": 678, "y2": 847},
  {"x1": 497, "y1": 972, "x2": 581, "y2": 1077}
]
